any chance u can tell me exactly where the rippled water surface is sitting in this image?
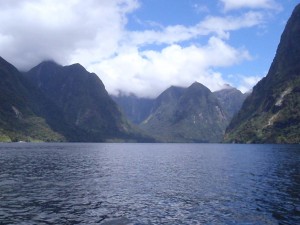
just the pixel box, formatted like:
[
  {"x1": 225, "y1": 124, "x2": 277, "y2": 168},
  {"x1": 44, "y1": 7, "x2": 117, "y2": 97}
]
[{"x1": 0, "y1": 143, "x2": 299, "y2": 224}]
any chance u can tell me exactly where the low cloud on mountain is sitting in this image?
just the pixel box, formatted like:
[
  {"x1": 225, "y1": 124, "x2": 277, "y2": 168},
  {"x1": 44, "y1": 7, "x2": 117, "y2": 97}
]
[{"x1": 0, "y1": 0, "x2": 284, "y2": 97}]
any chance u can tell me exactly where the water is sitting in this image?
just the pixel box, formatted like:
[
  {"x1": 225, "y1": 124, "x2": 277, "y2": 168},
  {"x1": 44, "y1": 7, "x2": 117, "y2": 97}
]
[{"x1": 0, "y1": 143, "x2": 299, "y2": 225}]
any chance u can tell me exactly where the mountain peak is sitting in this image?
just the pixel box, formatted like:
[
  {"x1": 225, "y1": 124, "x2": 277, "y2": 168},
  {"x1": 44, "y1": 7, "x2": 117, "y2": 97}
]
[
  {"x1": 190, "y1": 81, "x2": 201, "y2": 86},
  {"x1": 189, "y1": 82, "x2": 209, "y2": 89},
  {"x1": 221, "y1": 84, "x2": 235, "y2": 90},
  {"x1": 23, "y1": 61, "x2": 148, "y2": 142},
  {"x1": 167, "y1": 85, "x2": 186, "y2": 93},
  {"x1": 267, "y1": 3, "x2": 300, "y2": 81},
  {"x1": 68, "y1": 63, "x2": 85, "y2": 69},
  {"x1": 155, "y1": 85, "x2": 185, "y2": 106},
  {"x1": 225, "y1": 3, "x2": 300, "y2": 144},
  {"x1": 140, "y1": 81, "x2": 229, "y2": 142},
  {"x1": 186, "y1": 82, "x2": 211, "y2": 96},
  {"x1": 64, "y1": 63, "x2": 91, "y2": 75},
  {"x1": 37, "y1": 60, "x2": 61, "y2": 68},
  {"x1": 0, "y1": 57, "x2": 19, "y2": 74}
]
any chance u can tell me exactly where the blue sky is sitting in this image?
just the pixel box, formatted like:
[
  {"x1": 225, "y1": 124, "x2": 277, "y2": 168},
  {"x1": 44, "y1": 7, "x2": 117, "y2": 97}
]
[
  {"x1": 124, "y1": 0, "x2": 298, "y2": 93},
  {"x1": 0, "y1": 0, "x2": 298, "y2": 97}
]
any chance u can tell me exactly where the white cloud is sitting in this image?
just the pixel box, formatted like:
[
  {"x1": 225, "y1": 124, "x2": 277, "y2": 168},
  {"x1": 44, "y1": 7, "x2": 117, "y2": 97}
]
[
  {"x1": 0, "y1": 0, "x2": 268, "y2": 97},
  {"x1": 126, "y1": 12, "x2": 264, "y2": 46},
  {"x1": 220, "y1": 0, "x2": 280, "y2": 11},
  {"x1": 0, "y1": 0, "x2": 139, "y2": 70},
  {"x1": 238, "y1": 75, "x2": 264, "y2": 93},
  {"x1": 193, "y1": 4, "x2": 210, "y2": 14},
  {"x1": 90, "y1": 37, "x2": 250, "y2": 98}
]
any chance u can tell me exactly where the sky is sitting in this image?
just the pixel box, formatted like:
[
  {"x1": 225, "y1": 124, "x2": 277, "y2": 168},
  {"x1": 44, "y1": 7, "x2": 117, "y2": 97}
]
[{"x1": 0, "y1": 0, "x2": 298, "y2": 98}]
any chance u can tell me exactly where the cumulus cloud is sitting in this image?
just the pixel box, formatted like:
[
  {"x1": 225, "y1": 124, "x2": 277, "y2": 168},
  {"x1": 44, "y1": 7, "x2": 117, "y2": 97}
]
[
  {"x1": 0, "y1": 0, "x2": 270, "y2": 97},
  {"x1": 91, "y1": 37, "x2": 250, "y2": 98},
  {"x1": 220, "y1": 0, "x2": 280, "y2": 11},
  {"x1": 0, "y1": 0, "x2": 139, "y2": 70}
]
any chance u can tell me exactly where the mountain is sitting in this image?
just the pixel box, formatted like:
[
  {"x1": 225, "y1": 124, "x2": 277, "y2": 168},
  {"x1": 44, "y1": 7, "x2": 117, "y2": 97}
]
[
  {"x1": 140, "y1": 82, "x2": 229, "y2": 142},
  {"x1": 224, "y1": 4, "x2": 300, "y2": 143},
  {"x1": 0, "y1": 57, "x2": 70, "y2": 142},
  {"x1": 214, "y1": 85, "x2": 248, "y2": 119},
  {"x1": 112, "y1": 94, "x2": 154, "y2": 124},
  {"x1": 24, "y1": 61, "x2": 150, "y2": 142}
]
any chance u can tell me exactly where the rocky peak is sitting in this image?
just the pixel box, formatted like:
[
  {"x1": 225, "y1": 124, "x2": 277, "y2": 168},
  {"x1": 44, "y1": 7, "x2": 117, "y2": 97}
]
[{"x1": 224, "y1": 4, "x2": 300, "y2": 143}]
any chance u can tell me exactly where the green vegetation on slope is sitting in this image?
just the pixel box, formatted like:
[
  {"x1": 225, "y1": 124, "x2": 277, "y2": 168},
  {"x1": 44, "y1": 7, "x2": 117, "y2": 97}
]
[
  {"x1": 0, "y1": 57, "x2": 66, "y2": 142},
  {"x1": 140, "y1": 82, "x2": 229, "y2": 142},
  {"x1": 225, "y1": 4, "x2": 300, "y2": 144}
]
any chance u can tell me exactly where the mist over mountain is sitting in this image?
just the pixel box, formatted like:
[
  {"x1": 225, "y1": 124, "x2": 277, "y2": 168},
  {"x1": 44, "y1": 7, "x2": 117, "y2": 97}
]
[
  {"x1": 214, "y1": 86, "x2": 249, "y2": 120},
  {"x1": 112, "y1": 94, "x2": 154, "y2": 125},
  {"x1": 1, "y1": 4, "x2": 299, "y2": 143},
  {"x1": 137, "y1": 82, "x2": 228, "y2": 142},
  {"x1": 225, "y1": 4, "x2": 300, "y2": 143},
  {"x1": 1, "y1": 55, "x2": 246, "y2": 143},
  {"x1": 112, "y1": 82, "x2": 248, "y2": 142}
]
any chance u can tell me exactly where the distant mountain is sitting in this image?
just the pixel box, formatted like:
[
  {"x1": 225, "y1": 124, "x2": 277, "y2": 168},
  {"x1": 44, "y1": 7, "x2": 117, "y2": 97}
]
[
  {"x1": 112, "y1": 83, "x2": 248, "y2": 143},
  {"x1": 24, "y1": 61, "x2": 150, "y2": 142},
  {"x1": 225, "y1": 4, "x2": 300, "y2": 143},
  {"x1": 140, "y1": 82, "x2": 229, "y2": 142},
  {"x1": 112, "y1": 94, "x2": 154, "y2": 124},
  {"x1": 214, "y1": 86, "x2": 248, "y2": 119},
  {"x1": 0, "y1": 57, "x2": 70, "y2": 142},
  {"x1": 0, "y1": 55, "x2": 250, "y2": 143}
]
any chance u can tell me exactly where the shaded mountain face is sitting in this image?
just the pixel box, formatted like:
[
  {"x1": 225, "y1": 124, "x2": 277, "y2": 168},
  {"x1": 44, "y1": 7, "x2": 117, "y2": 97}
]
[
  {"x1": 24, "y1": 61, "x2": 147, "y2": 142},
  {"x1": 225, "y1": 4, "x2": 300, "y2": 143},
  {"x1": 112, "y1": 94, "x2": 154, "y2": 124},
  {"x1": 214, "y1": 87, "x2": 248, "y2": 119},
  {"x1": 0, "y1": 57, "x2": 68, "y2": 142},
  {"x1": 140, "y1": 82, "x2": 229, "y2": 142}
]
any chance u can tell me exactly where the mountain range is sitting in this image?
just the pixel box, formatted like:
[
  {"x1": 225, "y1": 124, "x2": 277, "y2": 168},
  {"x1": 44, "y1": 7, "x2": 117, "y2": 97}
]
[
  {"x1": 0, "y1": 55, "x2": 246, "y2": 143},
  {"x1": 0, "y1": 3, "x2": 299, "y2": 143},
  {"x1": 0, "y1": 58, "x2": 152, "y2": 142},
  {"x1": 114, "y1": 83, "x2": 246, "y2": 142}
]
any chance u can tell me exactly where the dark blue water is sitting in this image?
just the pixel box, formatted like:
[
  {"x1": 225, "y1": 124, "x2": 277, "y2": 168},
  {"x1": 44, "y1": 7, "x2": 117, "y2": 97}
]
[{"x1": 0, "y1": 143, "x2": 299, "y2": 225}]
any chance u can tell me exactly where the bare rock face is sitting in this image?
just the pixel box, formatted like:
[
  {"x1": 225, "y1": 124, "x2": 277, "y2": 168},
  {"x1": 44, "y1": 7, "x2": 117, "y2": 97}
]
[{"x1": 214, "y1": 86, "x2": 248, "y2": 120}]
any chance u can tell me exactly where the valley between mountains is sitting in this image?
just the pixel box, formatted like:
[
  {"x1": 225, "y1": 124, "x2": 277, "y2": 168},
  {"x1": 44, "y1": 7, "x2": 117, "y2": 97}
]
[{"x1": 0, "y1": 4, "x2": 300, "y2": 143}]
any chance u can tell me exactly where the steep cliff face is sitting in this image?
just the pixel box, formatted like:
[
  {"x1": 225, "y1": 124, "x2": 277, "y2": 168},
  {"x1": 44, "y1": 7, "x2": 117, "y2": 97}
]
[
  {"x1": 112, "y1": 94, "x2": 154, "y2": 124},
  {"x1": 225, "y1": 4, "x2": 300, "y2": 143},
  {"x1": 24, "y1": 61, "x2": 151, "y2": 142},
  {"x1": 0, "y1": 57, "x2": 66, "y2": 142},
  {"x1": 140, "y1": 82, "x2": 229, "y2": 142},
  {"x1": 214, "y1": 86, "x2": 248, "y2": 120}
]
